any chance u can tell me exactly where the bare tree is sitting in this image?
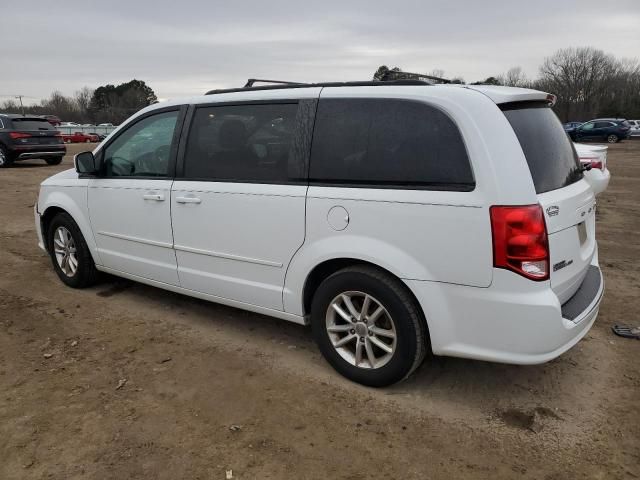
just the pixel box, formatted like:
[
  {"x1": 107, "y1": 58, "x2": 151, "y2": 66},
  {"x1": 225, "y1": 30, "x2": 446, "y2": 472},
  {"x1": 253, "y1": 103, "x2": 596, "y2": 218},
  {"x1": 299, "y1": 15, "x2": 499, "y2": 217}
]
[
  {"x1": 498, "y1": 67, "x2": 529, "y2": 87},
  {"x1": 537, "y1": 47, "x2": 619, "y2": 121}
]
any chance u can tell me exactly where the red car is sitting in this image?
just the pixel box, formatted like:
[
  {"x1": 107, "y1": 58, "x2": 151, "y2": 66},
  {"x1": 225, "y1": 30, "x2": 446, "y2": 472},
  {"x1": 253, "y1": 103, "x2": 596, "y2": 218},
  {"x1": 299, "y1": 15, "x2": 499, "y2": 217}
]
[{"x1": 62, "y1": 132, "x2": 99, "y2": 143}]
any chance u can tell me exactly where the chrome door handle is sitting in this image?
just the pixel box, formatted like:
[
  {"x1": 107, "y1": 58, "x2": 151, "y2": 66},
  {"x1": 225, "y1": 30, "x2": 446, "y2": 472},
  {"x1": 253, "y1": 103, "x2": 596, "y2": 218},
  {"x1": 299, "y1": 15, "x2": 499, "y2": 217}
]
[
  {"x1": 175, "y1": 196, "x2": 202, "y2": 204},
  {"x1": 143, "y1": 194, "x2": 165, "y2": 201}
]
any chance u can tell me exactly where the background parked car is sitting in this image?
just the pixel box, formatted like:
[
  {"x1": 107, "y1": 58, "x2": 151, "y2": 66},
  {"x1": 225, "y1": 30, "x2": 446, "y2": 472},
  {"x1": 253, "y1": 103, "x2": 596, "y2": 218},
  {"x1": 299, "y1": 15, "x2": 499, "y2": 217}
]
[
  {"x1": 89, "y1": 132, "x2": 108, "y2": 141},
  {"x1": 0, "y1": 114, "x2": 65, "y2": 167},
  {"x1": 574, "y1": 143, "x2": 610, "y2": 195},
  {"x1": 61, "y1": 131, "x2": 97, "y2": 143},
  {"x1": 568, "y1": 118, "x2": 631, "y2": 143},
  {"x1": 42, "y1": 115, "x2": 62, "y2": 126},
  {"x1": 563, "y1": 121, "x2": 583, "y2": 131},
  {"x1": 60, "y1": 122, "x2": 81, "y2": 127},
  {"x1": 627, "y1": 120, "x2": 640, "y2": 136}
]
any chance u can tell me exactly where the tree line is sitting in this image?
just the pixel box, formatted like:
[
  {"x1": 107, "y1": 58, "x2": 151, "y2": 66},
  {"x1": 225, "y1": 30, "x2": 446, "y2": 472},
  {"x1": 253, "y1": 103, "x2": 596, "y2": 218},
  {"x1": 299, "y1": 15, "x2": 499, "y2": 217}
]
[
  {"x1": 374, "y1": 47, "x2": 640, "y2": 122},
  {"x1": 0, "y1": 79, "x2": 157, "y2": 125}
]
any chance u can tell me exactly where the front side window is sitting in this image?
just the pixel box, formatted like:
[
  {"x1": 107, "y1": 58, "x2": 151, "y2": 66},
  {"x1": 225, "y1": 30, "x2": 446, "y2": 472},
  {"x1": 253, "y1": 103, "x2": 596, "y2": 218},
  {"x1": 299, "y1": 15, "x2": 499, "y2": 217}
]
[
  {"x1": 183, "y1": 103, "x2": 300, "y2": 183},
  {"x1": 308, "y1": 98, "x2": 474, "y2": 190},
  {"x1": 103, "y1": 110, "x2": 179, "y2": 177},
  {"x1": 580, "y1": 122, "x2": 595, "y2": 131}
]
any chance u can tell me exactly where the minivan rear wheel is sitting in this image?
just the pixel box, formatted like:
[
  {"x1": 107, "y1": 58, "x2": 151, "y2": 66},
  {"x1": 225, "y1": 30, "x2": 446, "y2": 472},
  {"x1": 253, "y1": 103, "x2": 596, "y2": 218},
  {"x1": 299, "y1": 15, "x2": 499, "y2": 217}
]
[
  {"x1": 311, "y1": 265, "x2": 427, "y2": 387},
  {"x1": 607, "y1": 134, "x2": 619, "y2": 143}
]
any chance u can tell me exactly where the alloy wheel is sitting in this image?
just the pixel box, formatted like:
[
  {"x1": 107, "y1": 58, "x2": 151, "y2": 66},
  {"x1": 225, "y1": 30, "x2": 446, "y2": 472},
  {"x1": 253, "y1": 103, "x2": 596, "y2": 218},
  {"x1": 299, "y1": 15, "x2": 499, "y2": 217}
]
[
  {"x1": 53, "y1": 226, "x2": 78, "y2": 277},
  {"x1": 325, "y1": 291, "x2": 397, "y2": 369}
]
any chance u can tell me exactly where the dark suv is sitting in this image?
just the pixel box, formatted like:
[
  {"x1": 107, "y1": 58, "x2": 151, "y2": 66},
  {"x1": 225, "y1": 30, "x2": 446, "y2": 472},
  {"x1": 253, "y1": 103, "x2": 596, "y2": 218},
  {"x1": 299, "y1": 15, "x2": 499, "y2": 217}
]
[
  {"x1": 0, "y1": 114, "x2": 66, "y2": 167},
  {"x1": 568, "y1": 118, "x2": 631, "y2": 143}
]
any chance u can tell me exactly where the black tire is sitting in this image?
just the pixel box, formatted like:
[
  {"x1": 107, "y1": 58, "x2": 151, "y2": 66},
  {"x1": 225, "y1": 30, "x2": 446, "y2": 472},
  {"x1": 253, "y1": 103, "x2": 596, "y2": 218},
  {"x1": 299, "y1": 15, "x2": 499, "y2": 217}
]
[
  {"x1": 0, "y1": 144, "x2": 13, "y2": 168},
  {"x1": 311, "y1": 265, "x2": 428, "y2": 387},
  {"x1": 47, "y1": 212, "x2": 99, "y2": 288},
  {"x1": 45, "y1": 156, "x2": 63, "y2": 166},
  {"x1": 607, "y1": 134, "x2": 619, "y2": 143}
]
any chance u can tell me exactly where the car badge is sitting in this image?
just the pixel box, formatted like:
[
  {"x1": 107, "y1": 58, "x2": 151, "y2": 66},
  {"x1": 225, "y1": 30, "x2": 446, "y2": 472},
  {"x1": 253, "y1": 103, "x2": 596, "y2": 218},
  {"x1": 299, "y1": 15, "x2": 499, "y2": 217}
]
[{"x1": 546, "y1": 206, "x2": 560, "y2": 217}]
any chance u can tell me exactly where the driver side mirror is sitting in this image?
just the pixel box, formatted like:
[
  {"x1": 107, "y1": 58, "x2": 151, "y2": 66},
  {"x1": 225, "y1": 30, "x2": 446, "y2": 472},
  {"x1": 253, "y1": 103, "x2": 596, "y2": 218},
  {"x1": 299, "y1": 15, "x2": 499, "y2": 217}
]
[{"x1": 74, "y1": 151, "x2": 99, "y2": 175}]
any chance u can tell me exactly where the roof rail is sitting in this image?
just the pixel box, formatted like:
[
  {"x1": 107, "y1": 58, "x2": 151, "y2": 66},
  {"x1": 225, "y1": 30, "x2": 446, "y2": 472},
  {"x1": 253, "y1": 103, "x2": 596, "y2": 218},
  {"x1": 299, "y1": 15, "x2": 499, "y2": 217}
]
[
  {"x1": 205, "y1": 79, "x2": 430, "y2": 96},
  {"x1": 244, "y1": 78, "x2": 306, "y2": 87},
  {"x1": 381, "y1": 70, "x2": 452, "y2": 84}
]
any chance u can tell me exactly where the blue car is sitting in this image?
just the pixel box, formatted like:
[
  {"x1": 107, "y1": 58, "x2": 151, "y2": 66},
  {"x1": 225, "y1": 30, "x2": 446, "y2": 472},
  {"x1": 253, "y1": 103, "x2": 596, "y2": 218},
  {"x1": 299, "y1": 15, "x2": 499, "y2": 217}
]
[{"x1": 568, "y1": 118, "x2": 632, "y2": 143}]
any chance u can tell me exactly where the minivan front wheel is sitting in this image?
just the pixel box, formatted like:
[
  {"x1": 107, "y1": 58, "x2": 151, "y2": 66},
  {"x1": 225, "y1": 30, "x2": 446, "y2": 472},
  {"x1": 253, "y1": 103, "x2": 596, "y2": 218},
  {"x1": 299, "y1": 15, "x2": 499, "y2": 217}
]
[
  {"x1": 607, "y1": 134, "x2": 619, "y2": 143},
  {"x1": 311, "y1": 266, "x2": 427, "y2": 387},
  {"x1": 47, "y1": 212, "x2": 98, "y2": 288}
]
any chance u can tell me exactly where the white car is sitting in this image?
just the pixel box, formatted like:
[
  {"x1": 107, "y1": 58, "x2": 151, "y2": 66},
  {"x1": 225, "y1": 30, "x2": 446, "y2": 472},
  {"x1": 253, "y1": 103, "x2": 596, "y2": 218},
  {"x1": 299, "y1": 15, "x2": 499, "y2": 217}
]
[
  {"x1": 628, "y1": 120, "x2": 640, "y2": 136},
  {"x1": 34, "y1": 82, "x2": 604, "y2": 386},
  {"x1": 574, "y1": 143, "x2": 610, "y2": 195},
  {"x1": 60, "y1": 122, "x2": 80, "y2": 127}
]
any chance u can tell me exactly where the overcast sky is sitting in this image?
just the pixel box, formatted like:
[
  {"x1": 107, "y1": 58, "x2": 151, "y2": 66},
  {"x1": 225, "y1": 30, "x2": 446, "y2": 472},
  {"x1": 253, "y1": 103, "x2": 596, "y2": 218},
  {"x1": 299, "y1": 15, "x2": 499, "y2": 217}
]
[{"x1": 2, "y1": 0, "x2": 639, "y2": 105}]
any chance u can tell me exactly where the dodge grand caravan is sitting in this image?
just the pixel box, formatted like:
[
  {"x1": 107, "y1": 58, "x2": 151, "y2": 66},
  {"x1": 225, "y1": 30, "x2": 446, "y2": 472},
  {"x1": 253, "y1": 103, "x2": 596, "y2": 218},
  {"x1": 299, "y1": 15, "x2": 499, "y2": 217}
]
[{"x1": 35, "y1": 81, "x2": 604, "y2": 386}]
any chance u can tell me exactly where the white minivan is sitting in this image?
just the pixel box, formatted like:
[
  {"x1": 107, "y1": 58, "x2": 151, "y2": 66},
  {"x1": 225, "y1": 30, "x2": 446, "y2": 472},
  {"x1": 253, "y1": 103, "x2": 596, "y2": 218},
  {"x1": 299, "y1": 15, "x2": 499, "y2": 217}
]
[{"x1": 35, "y1": 81, "x2": 604, "y2": 386}]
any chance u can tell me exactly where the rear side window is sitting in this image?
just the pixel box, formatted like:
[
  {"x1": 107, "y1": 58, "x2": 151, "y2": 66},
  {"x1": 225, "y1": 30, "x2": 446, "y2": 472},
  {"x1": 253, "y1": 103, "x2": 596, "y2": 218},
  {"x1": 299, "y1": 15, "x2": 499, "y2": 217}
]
[
  {"x1": 502, "y1": 104, "x2": 582, "y2": 194},
  {"x1": 183, "y1": 103, "x2": 302, "y2": 183},
  {"x1": 309, "y1": 98, "x2": 474, "y2": 190},
  {"x1": 10, "y1": 118, "x2": 55, "y2": 131}
]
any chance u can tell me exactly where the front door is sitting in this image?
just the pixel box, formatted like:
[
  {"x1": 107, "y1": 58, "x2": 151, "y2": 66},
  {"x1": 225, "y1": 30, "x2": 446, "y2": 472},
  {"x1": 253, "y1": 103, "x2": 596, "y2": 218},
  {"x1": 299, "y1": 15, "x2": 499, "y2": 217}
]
[
  {"x1": 171, "y1": 100, "x2": 315, "y2": 310},
  {"x1": 88, "y1": 108, "x2": 183, "y2": 285}
]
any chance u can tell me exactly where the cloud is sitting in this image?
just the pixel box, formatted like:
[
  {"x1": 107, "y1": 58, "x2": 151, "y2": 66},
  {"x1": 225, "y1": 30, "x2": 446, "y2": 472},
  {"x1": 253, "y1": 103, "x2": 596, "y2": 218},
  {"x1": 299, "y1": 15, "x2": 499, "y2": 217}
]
[{"x1": 2, "y1": 0, "x2": 639, "y2": 104}]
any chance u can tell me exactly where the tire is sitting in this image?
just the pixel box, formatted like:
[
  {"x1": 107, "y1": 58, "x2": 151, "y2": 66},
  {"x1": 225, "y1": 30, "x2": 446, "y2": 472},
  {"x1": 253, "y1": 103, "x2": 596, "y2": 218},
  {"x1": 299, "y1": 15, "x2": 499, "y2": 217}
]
[
  {"x1": 0, "y1": 144, "x2": 13, "y2": 168},
  {"x1": 47, "y1": 212, "x2": 99, "y2": 288},
  {"x1": 607, "y1": 134, "x2": 619, "y2": 143},
  {"x1": 45, "y1": 156, "x2": 63, "y2": 166},
  {"x1": 311, "y1": 265, "x2": 428, "y2": 387}
]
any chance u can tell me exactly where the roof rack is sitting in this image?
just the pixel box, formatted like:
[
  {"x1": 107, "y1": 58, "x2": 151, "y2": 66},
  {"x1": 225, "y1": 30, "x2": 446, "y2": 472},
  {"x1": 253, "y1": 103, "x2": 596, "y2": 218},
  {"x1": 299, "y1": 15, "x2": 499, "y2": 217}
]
[
  {"x1": 380, "y1": 70, "x2": 451, "y2": 84},
  {"x1": 205, "y1": 79, "x2": 430, "y2": 96},
  {"x1": 244, "y1": 78, "x2": 306, "y2": 87}
]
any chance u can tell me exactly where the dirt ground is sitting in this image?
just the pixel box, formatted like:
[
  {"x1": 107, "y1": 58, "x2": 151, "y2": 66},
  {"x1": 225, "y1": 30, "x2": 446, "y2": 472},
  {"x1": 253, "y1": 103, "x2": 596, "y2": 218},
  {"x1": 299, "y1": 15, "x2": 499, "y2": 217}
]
[{"x1": 0, "y1": 142, "x2": 639, "y2": 480}]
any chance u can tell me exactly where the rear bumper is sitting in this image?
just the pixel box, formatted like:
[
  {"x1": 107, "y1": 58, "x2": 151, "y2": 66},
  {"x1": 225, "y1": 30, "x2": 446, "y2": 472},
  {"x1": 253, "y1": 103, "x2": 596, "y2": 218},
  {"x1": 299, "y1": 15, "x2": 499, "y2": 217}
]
[
  {"x1": 10, "y1": 145, "x2": 65, "y2": 160},
  {"x1": 585, "y1": 168, "x2": 610, "y2": 195},
  {"x1": 406, "y1": 260, "x2": 604, "y2": 365}
]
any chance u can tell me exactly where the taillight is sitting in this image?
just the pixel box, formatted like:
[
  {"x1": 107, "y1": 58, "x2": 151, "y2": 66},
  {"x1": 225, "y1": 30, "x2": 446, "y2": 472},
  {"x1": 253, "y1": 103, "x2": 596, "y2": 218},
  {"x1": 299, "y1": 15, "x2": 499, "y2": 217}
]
[
  {"x1": 9, "y1": 132, "x2": 31, "y2": 139},
  {"x1": 490, "y1": 204, "x2": 549, "y2": 281},
  {"x1": 590, "y1": 161, "x2": 603, "y2": 170}
]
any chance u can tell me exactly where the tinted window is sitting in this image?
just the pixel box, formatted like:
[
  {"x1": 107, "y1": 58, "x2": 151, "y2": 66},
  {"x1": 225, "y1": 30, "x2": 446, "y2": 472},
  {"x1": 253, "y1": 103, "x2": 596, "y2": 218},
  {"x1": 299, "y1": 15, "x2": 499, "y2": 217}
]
[
  {"x1": 103, "y1": 110, "x2": 178, "y2": 177},
  {"x1": 10, "y1": 118, "x2": 55, "y2": 130},
  {"x1": 503, "y1": 104, "x2": 582, "y2": 194},
  {"x1": 183, "y1": 103, "x2": 300, "y2": 182},
  {"x1": 594, "y1": 121, "x2": 612, "y2": 128},
  {"x1": 309, "y1": 98, "x2": 473, "y2": 190}
]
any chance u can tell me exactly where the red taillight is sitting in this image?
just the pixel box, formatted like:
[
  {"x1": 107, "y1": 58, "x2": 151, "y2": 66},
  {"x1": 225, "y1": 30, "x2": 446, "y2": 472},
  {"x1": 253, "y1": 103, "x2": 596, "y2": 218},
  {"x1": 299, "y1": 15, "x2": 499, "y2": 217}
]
[
  {"x1": 581, "y1": 157, "x2": 604, "y2": 171},
  {"x1": 9, "y1": 132, "x2": 31, "y2": 139},
  {"x1": 590, "y1": 161, "x2": 603, "y2": 170},
  {"x1": 490, "y1": 204, "x2": 549, "y2": 281}
]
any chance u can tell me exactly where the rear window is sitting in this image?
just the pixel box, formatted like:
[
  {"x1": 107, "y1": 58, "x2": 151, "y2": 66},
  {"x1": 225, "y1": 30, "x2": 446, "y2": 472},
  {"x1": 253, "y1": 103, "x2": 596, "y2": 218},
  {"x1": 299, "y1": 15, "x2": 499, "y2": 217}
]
[
  {"x1": 502, "y1": 104, "x2": 583, "y2": 194},
  {"x1": 10, "y1": 118, "x2": 55, "y2": 131},
  {"x1": 309, "y1": 98, "x2": 474, "y2": 190}
]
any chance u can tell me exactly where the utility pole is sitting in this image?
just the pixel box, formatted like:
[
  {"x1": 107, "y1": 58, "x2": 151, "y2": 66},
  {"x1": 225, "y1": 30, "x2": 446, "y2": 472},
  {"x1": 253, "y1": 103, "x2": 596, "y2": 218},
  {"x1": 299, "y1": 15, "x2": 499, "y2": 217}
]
[{"x1": 15, "y1": 95, "x2": 25, "y2": 115}]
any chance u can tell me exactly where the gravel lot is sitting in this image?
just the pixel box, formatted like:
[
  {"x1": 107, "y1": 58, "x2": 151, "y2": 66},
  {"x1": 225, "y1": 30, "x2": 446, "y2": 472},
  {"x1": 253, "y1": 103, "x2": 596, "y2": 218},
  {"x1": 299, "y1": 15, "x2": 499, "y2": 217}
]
[{"x1": 1, "y1": 142, "x2": 639, "y2": 479}]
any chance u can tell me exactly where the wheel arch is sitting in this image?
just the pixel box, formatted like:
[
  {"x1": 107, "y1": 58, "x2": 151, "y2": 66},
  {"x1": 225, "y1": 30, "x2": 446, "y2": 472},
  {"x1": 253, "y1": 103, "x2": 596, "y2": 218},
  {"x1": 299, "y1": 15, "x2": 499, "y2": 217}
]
[
  {"x1": 39, "y1": 191, "x2": 102, "y2": 266},
  {"x1": 299, "y1": 258, "x2": 430, "y2": 341}
]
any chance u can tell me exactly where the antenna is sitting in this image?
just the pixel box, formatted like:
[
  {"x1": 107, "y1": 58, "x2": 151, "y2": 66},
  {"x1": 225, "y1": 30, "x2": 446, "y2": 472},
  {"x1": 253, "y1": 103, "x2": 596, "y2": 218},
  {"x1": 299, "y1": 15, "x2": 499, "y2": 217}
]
[{"x1": 15, "y1": 95, "x2": 25, "y2": 116}]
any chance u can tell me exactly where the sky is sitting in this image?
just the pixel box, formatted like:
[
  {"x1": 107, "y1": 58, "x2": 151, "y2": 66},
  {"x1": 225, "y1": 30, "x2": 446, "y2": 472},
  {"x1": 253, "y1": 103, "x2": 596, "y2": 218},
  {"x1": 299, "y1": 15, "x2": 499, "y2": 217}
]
[{"x1": 1, "y1": 0, "x2": 639, "y2": 105}]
